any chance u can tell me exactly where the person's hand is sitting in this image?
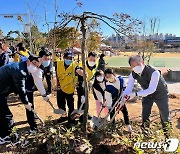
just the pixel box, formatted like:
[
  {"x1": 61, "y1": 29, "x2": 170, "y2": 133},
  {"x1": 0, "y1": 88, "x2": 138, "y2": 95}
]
[
  {"x1": 43, "y1": 95, "x2": 49, "y2": 102},
  {"x1": 57, "y1": 85, "x2": 61, "y2": 90},
  {"x1": 123, "y1": 92, "x2": 136, "y2": 102},
  {"x1": 116, "y1": 104, "x2": 124, "y2": 111},
  {"x1": 24, "y1": 103, "x2": 32, "y2": 111},
  {"x1": 81, "y1": 95, "x2": 85, "y2": 104},
  {"x1": 76, "y1": 69, "x2": 83, "y2": 76},
  {"x1": 101, "y1": 102, "x2": 106, "y2": 108}
]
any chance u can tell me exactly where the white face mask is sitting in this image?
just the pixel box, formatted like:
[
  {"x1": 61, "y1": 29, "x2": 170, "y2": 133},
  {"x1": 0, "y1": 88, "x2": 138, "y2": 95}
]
[
  {"x1": 88, "y1": 61, "x2": 95, "y2": 67},
  {"x1": 133, "y1": 65, "x2": 144, "y2": 74},
  {"x1": 107, "y1": 76, "x2": 115, "y2": 83},
  {"x1": 27, "y1": 64, "x2": 38, "y2": 74},
  {"x1": 96, "y1": 76, "x2": 104, "y2": 82}
]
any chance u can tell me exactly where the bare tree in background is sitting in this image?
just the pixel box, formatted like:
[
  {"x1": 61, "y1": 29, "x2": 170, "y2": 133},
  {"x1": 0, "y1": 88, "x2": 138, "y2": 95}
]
[
  {"x1": 58, "y1": 11, "x2": 141, "y2": 132},
  {"x1": 140, "y1": 17, "x2": 161, "y2": 64},
  {"x1": 43, "y1": 0, "x2": 50, "y2": 43}
]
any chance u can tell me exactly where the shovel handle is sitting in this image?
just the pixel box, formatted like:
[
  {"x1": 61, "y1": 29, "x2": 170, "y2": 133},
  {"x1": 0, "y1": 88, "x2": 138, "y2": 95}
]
[
  {"x1": 103, "y1": 96, "x2": 123, "y2": 120},
  {"x1": 79, "y1": 100, "x2": 85, "y2": 112},
  {"x1": 47, "y1": 100, "x2": 56, "y2": 110},
  {"x1": 97, "y1": 102, "x2": 106, "y2": 118},
  {"x1": 109, "y1": 100, "x2": 125, "y2": 123},
  {"x1": 31, "y1": 109, "x2": 45, "y2": 125}
]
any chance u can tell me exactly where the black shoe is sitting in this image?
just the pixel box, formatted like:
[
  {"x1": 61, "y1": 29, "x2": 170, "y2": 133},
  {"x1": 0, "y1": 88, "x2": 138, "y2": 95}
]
[
  {"x1": 10, "y1": 133, "x2": 20, "y2": 146},
  {"x1": 57, "y1": 117, "x2": 68, "y2": 123},
  {"x1": 46, "y1": 91, "x2": 52, "y2": 95}
]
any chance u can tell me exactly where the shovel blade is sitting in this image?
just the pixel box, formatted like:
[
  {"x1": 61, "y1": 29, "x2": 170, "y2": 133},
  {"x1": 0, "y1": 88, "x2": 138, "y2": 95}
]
[
  {"x1": 91, "y1": 116, "x2": 99, "y2": 124},
  {"x1": 98, "y1": 121, "x2": 108, "y2": 129},
  {"x1": 92, "y1": 117, "x2": 108, "y2": 128},
  {"x1": 54, "y1": 109, "x2": 66, "y2": 115},
  {"x1": 71, "y1": 109, "x2": 79, "y2": 115}
]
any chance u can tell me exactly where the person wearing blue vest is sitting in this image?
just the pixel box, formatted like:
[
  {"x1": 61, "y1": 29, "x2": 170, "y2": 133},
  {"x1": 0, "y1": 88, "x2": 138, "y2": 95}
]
[
  {"x1": 104, "y1": 68, "x2": 132, "y2": 133},
  {"x1": 123, "y1": 55, "x2": 171, "y2": 137},
  {"x1": 0, "y1": 43, "x2": 9, "y2": 67}
]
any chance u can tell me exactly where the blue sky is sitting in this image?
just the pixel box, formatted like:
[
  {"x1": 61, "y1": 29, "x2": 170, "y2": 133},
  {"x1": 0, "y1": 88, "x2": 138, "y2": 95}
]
[{"x1": 0, "y1": 0, "x2": 180, "y2": 37}]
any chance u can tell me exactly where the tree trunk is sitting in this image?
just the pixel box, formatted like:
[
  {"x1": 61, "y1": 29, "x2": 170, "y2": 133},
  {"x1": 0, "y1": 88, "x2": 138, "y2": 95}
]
[{"x1": 80, "y1": 15, "x2": 89, "y2": 132}]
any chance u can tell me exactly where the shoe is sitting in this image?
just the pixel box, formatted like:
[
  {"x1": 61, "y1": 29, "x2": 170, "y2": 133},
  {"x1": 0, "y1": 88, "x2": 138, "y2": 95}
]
[
  {"x1": 57, "y1": 117, "x2": 68, "y2": 123},
  {"x1": 46, "y1": 91, "x2": 52, "y2": 95},
  {"x1": 88, "y1": 115, "x2": 92, "y2": 120},
  {"x1": 10, "y1": 133, "x2": 21, "y2": 146},
  {"x1": 126, "y1": 125, "x2": 133, "y2": 133},
  {"x1": 0, "y1": 136, "x2": 11, "y2": 145}
]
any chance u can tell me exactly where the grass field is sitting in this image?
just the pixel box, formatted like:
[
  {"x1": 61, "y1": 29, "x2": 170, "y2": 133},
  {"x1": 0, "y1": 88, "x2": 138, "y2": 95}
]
[{"x1": 106, "y1": 53, "x2": 180, "y2": 68}]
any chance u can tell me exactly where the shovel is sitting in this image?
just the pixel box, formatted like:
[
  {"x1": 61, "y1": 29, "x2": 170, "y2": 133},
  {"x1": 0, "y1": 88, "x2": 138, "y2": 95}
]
[
  {"x1": 31, "y1": 109, "x2": 45, "y2": 125},
  {"x1": 47, "y1": 100, "x2": 66, "y2": 115},
  {"x1": 93, "y1": 96, "x2": 123, "y2": 129},
  {"x1": 98, "y1": 99, "x2": 125, "y2": 129},
  {"x1": 91, "y1": 102, "x2": 106, "y2": 128},
  {"x1": 71, "y1": 101, "x2": 85, "y2": 120}
]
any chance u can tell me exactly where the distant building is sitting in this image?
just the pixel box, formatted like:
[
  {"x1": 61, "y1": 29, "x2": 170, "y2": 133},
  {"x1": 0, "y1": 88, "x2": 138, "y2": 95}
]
[
  {"x1": 165, "y1": 36, "x2": 180, "y2": 45},
  {"x1": 108, "y1": 34, "x2": 125, "y2": 48}
]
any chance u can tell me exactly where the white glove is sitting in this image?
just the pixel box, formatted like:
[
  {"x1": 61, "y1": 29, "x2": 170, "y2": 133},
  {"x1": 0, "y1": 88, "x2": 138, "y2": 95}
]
[
  {"x1": 123, "y1": 92, "x2": 136, "y2": 102},
  {"x1": 43, "y1": 95, "x2": 49, "y2": 102},
  {"x1": 24, "y1": 103, "x2": 32, "y2": 111},
  {"x1": 81, "y1": 95, "x2": 85, "y2": 104}
]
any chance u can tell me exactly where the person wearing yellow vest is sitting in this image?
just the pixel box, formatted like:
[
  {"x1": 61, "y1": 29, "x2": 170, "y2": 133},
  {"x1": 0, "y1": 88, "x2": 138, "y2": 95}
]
[
  {"x1": 56, "y1": 49, "x2": 83, "y2": 125},
  {"x1": 14, "y1": 43, "x2": 29, "y2": 62},
  {"x1": 77, "y1": 51, "x2": 98, "y2": 123}
]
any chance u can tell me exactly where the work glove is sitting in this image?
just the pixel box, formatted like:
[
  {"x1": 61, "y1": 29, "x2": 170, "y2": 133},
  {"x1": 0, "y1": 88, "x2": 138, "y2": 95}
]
[
  {"x1": 42, "y1": 95, "x2": 49, "y2": 102},
  {"x1": 81, "y1": 95, "x2": 85, "y2": 104},
  {"x1": 24, "y1": 103, "x2": 32, "y2": 111},
  {"x1": 116, "y1": 104, "x2": 124, "y2": 111},
  {"x1": 123, "y1": 92, "x2": 137, "y2": 102}
]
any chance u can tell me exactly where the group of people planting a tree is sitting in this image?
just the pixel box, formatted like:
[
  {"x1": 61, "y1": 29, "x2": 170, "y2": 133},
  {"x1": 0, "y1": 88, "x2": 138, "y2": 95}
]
[
  {"x1": 92, "y1": 55, "x2": 171, "y2": 137},
  {"x1": 0, "y1": 42, "x2": 171, "y2": 145}
]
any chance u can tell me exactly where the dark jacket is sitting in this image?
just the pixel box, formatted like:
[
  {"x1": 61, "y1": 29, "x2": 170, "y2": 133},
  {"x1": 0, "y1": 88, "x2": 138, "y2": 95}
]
[
  {"x1": 97, "y1": 57, "x2": 105, "y2": 71},
  {"x1": 0, "y1": 52, "x2": 9, "y2": 67},
  {"x1": 92, "y1": 81, "x2": 106, "y2": 101},
  {"x1": 0, "y1": 61, "x2": 29, "y2": 104},
  {"x1": 106, "y1": 76, "x2": 124, "y2": 103},
  {"x1": 132, "y1": 65, "x2": 168, "y2": 99}
]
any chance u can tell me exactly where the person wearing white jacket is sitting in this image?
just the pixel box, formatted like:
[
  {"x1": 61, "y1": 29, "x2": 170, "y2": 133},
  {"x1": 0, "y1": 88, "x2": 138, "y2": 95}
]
[
  {"x1": 25, "y1": 54, "x2": 49, "y2": 132},
  {"x1": 104, "y1": 68, "x2": 132, "y2": 133},
  {"x1": 92, "y1": 70, "x2": 109, "y2": 116}
]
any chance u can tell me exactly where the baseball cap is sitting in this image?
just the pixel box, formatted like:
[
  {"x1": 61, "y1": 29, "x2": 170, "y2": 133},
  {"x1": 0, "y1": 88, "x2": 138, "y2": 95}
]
[{"x1": 64, "y1": 49, "x2": 74, "y2": 58}]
